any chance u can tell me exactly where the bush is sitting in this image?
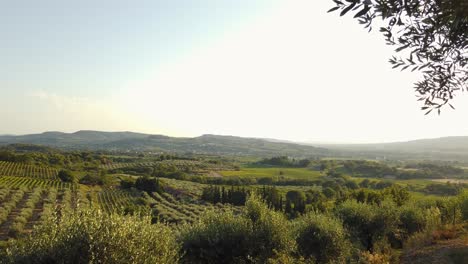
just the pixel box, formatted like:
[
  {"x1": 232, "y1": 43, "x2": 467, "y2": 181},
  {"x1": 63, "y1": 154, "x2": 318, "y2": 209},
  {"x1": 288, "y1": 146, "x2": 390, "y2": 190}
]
[
  {"x1": 2, "y1": 209, "x2": 180, "y2": 264},
  {"x1": 79, "y1": 174, "x2": 107, "y2": 186},
  {"x1": 399, "y1": 204, "x2": 427, "y2": 236},
  {"x1": 244, "y1": 194, "x2": 295, "y2": 261},
  {"x1": 334, "y1": 200, "x2": 399, "y2": 251},
  {"x1": 295, "y1": 213, "x2": 350, "y2": 263},
  {"x1": 179, "y1": 210, "x2": 253, "y2": 263},
  {"x1": 135, "y1": 177, "x2": 164, "y2": 193},
  {"x1": 458, "y1": 191, "x2": 468, "y2": 221},
  {"x1": 179, "y1": 194, "x2": 295, "y2": 263},
  {"x1": 58, "y1": 170, "x2": 76, "y2": 183}
]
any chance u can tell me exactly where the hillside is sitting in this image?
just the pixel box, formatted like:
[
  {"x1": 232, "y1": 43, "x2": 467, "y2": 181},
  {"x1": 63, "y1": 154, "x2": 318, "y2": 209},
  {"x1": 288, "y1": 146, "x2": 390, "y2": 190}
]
[
  {"x1": 313, "y1": 136, "x2": 468, "y2": 162},
  {"x1": 0, "y1": 131, "x2": 328, "y2": 157}
]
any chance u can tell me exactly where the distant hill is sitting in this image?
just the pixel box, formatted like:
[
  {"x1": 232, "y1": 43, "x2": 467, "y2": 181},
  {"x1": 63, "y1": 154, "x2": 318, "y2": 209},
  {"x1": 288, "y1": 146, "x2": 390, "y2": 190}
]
[
  {"x1": 314, "y1": 136, "x2": 468, "y2": 161},
  {"x1": 0, "y1": 131, "x2": 328, "y2": 157}
]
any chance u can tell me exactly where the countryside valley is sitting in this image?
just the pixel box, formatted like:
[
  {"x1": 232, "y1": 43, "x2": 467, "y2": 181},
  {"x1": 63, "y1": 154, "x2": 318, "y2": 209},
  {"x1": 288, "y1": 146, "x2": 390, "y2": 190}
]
[{"x1": 0, "y1": 131, "x2": 467, "y2": 263}]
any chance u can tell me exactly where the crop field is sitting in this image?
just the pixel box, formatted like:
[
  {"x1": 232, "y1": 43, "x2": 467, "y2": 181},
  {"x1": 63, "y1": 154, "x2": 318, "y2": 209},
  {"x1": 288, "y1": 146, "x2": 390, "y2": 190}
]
[
  {"x1": 219, "y1": 167, "x2": 324, "y2": 180},
  {"x1": 160, "y1": 178, "x2": 205, "y2": 198},
  {"x1": 100, "y1": 159, "x2": 236, "y2": 173},
  {"x1": 150, "y1": 191, "x2": 240, "y2": 224},
  {"x1": 0, "y1": 176, "x2": 72, "y2": 189},
  {"x1": 99, "y1": 162, "x2": 157, "y2": 170},
  {"x1": 96, "y1": 189, "x2": 142, "y2": 213},
  {"x1": 0, "y1": 161, "x2": 58, "y2": 180},
  {"x1": 0, "y1": 186, "x2": 76, "y2": 241}
]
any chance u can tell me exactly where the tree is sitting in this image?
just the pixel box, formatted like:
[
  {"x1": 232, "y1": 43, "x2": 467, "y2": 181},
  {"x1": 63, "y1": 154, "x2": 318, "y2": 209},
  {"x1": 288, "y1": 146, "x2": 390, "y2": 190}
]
[
  {"x1": 329, "y1": 0, "x2": 467, "y2": 113},
  {"x1": 135, "y1": 177, "x2": 164, "y2": 193},
  {"x1": 3, "y1": 209, "x2": 180, "y2": 263},
  {"x1": 57, "y1": 170, "x2": 76, "y2": 183},
  {"x1": 295, "y1": 213, "x2": 350, "y2": 263}
]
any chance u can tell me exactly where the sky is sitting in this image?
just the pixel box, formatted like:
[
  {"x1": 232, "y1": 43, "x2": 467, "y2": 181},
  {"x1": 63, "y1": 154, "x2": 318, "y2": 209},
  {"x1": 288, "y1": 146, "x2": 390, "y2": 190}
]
[{"x1": 2, "y1": 0, "x2": 468, "y2": 143}]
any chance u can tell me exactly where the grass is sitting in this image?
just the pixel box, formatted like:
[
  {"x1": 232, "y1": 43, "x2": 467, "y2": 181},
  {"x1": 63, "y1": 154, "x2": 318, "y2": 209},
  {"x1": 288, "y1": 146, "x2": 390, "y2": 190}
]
[{"x1": 219, "y1": 167, "x2": 324, "y2": 180}]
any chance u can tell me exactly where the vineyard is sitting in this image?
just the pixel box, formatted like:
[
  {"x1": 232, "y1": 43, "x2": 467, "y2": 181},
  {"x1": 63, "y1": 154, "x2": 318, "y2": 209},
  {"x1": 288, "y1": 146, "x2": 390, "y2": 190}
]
[
  {"x1": 0, "y1": 176, "x2": 72, "y2": 189},
  {"x1": 100, "y1": 159, "x2": 236, "y2": 173},
  {"x1": 0, "y1": 161, "x2": 58, "y2": 180},
  {"x1": 150, "y1": 190, "x2": 241, "y2": 224},
  {"x1": 0, "y1": 159, "x2": 242, "y2": 243},
  {"x1": 0, "y1": 187, "x2": 75, "y2": 241},
  {"x1": 96, "y1": 189, "x2": 142, "y2": 214}
]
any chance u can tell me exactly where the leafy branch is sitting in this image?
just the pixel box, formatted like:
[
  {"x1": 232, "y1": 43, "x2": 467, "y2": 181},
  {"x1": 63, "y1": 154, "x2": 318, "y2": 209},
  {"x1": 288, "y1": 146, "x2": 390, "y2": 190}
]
[{"x1": 329, "y1": 0, "x2": 468, "y2": 114}]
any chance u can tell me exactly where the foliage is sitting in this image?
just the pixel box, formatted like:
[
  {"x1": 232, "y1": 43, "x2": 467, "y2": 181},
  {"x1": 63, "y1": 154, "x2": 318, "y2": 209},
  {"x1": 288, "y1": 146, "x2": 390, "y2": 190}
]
[
  {"x1": 135, "y1": 176, "x2": 164, "y2": 193},
  {"x1": 335, "y1": 199, "x2": 399, "y2": 251},
  {"x1": 79, "y1": 171, "x2": 110, "y2": 186},
  {"x1": 399, "y1": 203, "x2": 427, "y2": 236},
  {"x1": 57, "y1": 169, "x2": 76, "y2": 183},
  {"x1": 329, "y1": 0, "x2": 468, "y2": 112},
  {"x1": 294, "y1": 212, "x2": 351, "y2": 263},
  {"x1": 179, "y1": 194, "x2": 295, "y2": 263},
  {"x1": 179, "y1": 210, "x2": 253, "y2": 263},
  {"x1": 259, "y1": 156, "x2": 311, "y2": 168},
  {"x1": 1, "y1": 209, "x2": 180, "y2": 264},
  {"x1": 201, "y1": 185, "x2": 249, "y2": 205}
]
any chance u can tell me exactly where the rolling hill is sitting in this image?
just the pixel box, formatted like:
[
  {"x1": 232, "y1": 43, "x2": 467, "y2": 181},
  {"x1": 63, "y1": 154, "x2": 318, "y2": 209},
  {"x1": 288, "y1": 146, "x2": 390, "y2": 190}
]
[
  {"x1": 0, "y1": 131, "x2": 328, "y2": 157},
  {"x1": 314, "y1": 136, "x2": 468, "y2": 161}
]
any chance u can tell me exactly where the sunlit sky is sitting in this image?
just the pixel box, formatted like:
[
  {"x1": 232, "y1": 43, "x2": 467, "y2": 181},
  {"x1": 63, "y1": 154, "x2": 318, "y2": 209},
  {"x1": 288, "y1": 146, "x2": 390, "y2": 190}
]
[{"x1": 2, "y1": 0, "x2": 468, "y2": 143}]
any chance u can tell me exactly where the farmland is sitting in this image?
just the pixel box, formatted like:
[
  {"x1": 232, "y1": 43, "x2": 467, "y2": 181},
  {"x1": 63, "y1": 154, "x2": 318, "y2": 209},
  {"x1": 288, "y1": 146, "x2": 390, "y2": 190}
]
[{"x1": 0, "y1": 148, "x2": 467, "y2": 263}]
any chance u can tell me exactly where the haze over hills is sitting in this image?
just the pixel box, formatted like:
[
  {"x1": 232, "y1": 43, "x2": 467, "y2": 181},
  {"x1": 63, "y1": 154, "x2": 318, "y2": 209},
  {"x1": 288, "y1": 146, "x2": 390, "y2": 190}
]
[
  {"x1": 0, "y1": 131, "x2": 329, "y2": 157},
  {"x1": 312, "y1": 136, "x2": 468, "y2": 161},
  {"x1": 2, "y1": 131, "x2": 468, "y2": 161}
]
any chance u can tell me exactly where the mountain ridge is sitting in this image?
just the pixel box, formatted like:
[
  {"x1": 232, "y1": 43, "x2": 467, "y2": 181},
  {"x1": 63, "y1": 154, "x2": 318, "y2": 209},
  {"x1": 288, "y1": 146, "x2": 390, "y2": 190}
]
[{"x1": 0, "y1": 131, "x2": 328, "y2": 157}]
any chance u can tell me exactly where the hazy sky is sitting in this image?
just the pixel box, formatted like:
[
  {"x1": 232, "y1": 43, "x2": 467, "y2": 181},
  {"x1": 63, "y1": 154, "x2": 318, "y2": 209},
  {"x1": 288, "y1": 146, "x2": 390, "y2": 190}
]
[{"x1": 2, "y1": 0, "x2": 468, "y2": 143}]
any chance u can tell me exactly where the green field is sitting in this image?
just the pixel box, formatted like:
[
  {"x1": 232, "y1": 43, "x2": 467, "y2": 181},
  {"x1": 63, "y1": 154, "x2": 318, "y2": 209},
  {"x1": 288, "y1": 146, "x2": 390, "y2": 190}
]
[{"x1": 219, "y1": 167, "x2": 324, "y2": 180}]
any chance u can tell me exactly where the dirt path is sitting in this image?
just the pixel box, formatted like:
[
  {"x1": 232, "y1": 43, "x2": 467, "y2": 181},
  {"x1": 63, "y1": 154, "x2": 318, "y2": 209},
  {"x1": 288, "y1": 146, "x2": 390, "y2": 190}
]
[
  {"x1": 207, "y1": 171, "x2": 223, "y2": 178},
  {"x1": 24, "y1": 191, "x2": 48, "y2": 232},
  {"x1": 401, "y1": 238, "x2": 468, "y2": 264},
  {"x1": 0, "y1": 191, "x2": 31, "y2": 240}
]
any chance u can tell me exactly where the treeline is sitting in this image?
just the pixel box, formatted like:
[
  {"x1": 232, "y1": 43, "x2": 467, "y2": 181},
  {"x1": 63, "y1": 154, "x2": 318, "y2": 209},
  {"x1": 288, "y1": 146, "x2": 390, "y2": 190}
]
[
  {"x1": 340, "y1": 160, "x2": 465, "y2": 179},
  {"x1": 201, "y1": 186, "x2": 249, "y2": 205},
  {"x1": 0, "y1": 147, "x2": 104, "y2": 169},
  {"x1": 201, "y1": 183, "x2": 412, "y2": 218},
  {"x1": 120, "y1": 176, "x2": 165, "y2": 194},
  {"x1": 258, "y1": 156, "x2": 312, "y2": 167}
]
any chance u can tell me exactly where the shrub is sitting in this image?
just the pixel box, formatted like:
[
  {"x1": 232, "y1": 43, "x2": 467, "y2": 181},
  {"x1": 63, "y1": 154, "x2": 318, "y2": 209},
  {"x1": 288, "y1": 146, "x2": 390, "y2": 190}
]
[
  {"x1": 179, "y1": 210, "x2": 253, "y2": 263},
  {"x1": 458, "y1": 191, "x2": 468, "y2": 221},
  {"x1": 180, "y1": 194, "x2": 295, "y2": 263},
  {"x1": 135, "y1": 177, "x2": 164, "y2": 193},
  {"x1": 79, "y1": 174, "x2": 106, "y2": 186},
  {"x1": 2, "y1": 209, "x2": 179, "y2": 264},
  {"x1": 58, "y1": 170, "x2": 76, "y2": 183},
  {"x1": 399, "y1": 204, "x2": 427, "y2": 236},
  {"x1": 244, "y1": 194, "x2": 295, "y2": 261},
  {"x1": 295, "y1": 212, "x2": 350, "y2": 263},
  {"x1": 334, "y1": 200, "x2": 399, "y2": 251}
]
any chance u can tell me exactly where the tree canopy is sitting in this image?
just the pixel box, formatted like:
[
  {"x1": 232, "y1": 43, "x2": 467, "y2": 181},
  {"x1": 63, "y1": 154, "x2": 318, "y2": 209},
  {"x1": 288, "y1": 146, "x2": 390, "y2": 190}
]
[{"x1": 330, "y1": 0, "x2": 467, "y2": 114}]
